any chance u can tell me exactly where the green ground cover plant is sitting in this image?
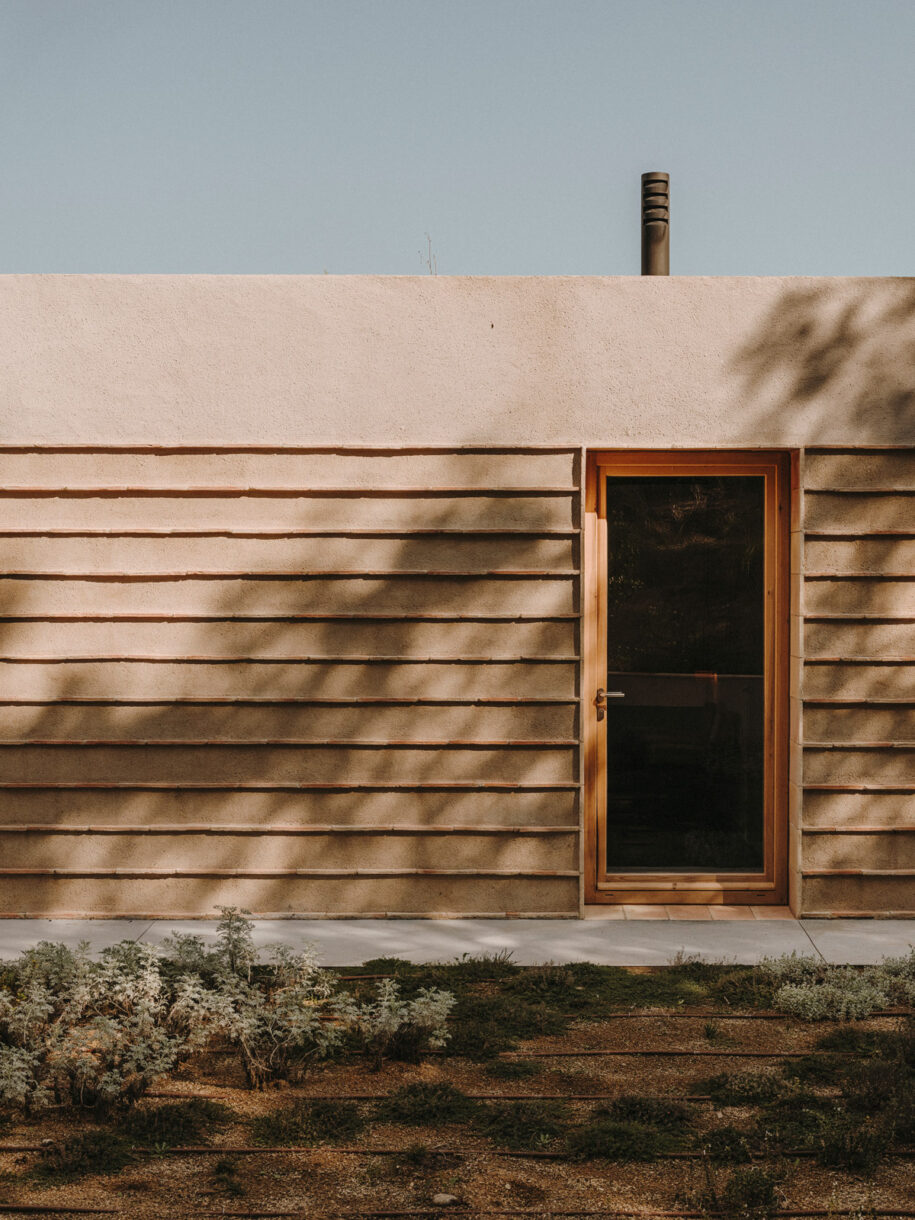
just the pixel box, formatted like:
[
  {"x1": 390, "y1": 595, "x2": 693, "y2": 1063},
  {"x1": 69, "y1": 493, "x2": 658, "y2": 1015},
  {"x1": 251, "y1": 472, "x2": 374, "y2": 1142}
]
[
  {"x1": 32, "y1": 1129, "x2": 135, "y2": 1184},
  {"x1": 482, "y1": 1057, "x2": 542, "y2": 1080},
  {"x1": 123, "y1": 1098, "x2": 232, "y2": 1147},
  {"x1": 602, "y1": 1094, "x2": 692, "y2": 1131},
  {"x1": 375, "y1": 1081, "x2": 479, "y2": 1125},
  {"x1": 698, "y1": 1070, "x2": 788, "y2": 1106},
  {"x1": 704, "y1": 1164, "x2": 782, "y2": 1219},
  {"x1": 696, "y1": 1123, "x2": 754, "y2": 1163},
  {"x1": 250, "y1": 1098, "x2": 366, "y2": 1146},
  {"x1": 753, "y1": 1091, "x2": 836, "y2": 1152},
  {"x1": 565, "y1": 1117, "x2": 679, "y2": 1162},
  {"x1": 816, "y1": 1113, "x2": 887, "y2": 1174},
  {"x1": 445, "y1": 993, "x2": 566, "y2": 1060},
  {"x1": 564, "y1": 1094, "x2": 694, "y2": 1162},
  {"x1": 473, "y1": 1099, "x2": 570, "y2": 1149}
]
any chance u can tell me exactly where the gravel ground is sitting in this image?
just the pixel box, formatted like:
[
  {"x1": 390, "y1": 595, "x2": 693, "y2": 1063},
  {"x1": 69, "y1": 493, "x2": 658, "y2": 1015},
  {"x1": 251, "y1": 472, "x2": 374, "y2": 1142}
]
[{"x1": 1, "y1": 1011, "x2": 912, "y2": 1217}]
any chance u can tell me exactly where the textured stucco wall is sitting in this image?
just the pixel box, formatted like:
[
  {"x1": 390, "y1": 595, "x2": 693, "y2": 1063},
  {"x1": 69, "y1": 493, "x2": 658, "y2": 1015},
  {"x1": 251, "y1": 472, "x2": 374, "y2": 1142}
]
[{"x1": 1, "y1": 275, "x2": 913, "y2": 446}]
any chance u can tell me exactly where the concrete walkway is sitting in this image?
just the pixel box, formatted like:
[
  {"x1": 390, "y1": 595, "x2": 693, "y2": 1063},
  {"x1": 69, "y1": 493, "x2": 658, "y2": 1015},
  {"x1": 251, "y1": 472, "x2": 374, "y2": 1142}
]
[{"x1": 0, "y1": 915, "x2": 911, "y2": 966}]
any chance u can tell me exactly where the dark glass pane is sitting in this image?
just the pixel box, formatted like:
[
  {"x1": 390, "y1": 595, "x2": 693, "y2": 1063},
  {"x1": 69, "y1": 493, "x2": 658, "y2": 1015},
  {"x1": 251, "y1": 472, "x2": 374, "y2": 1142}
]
[{"x1": 605, "y1": 476, "x2": 765, "y2": 873}]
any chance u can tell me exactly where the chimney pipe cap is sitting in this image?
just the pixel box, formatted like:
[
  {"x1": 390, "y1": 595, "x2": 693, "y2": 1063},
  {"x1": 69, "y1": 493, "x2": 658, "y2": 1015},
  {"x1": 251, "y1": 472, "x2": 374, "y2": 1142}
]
[{"x1": 641, "y1": 172, "x2": 670, "y2": 275}]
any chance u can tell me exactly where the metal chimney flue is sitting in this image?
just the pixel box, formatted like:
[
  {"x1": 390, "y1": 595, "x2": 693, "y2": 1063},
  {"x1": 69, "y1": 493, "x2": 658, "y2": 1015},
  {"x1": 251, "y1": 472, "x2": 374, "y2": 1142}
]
[{"x1": 641, "y1": 172, "x2": 669, "y2": 275}]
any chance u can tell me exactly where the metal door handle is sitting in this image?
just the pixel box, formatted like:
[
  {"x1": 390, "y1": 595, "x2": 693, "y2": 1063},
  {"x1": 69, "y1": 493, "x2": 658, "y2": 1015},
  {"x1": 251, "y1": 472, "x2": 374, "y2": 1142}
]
[{"x1": 594, "y1": 688, "x2": 625, "y2": 721}]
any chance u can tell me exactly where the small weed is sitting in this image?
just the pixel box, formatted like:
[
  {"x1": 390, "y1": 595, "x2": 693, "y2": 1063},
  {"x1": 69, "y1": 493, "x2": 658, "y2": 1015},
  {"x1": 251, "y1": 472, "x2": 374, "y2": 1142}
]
[
  {"x1": 567, "y1": 1095, "x2": 691, "y2": 1161},
  {"x1": 668, "y1": 951, "x2": 716, "y2": 981},
  {"x1": 702, "y1": 1019, "x2": 736, "y2": 1046},
  {"x1": 394, "y1": 1142, "x2": 463, "y2": 1171},
  {"x1": 447, "y1": 950, "x2": 520, "y2": 982},
  {"x1": 355, "y1": 958, "x2": 414, "y2": 973},
  {"x1": 33, "y1": 1130, "x2": 134, "y2": 1183},
  {"x1": 502, "y1": 1177, "x2": 547, "y2": 1204},
  {"x1": 459, "y1": 994, "x2": 566, "y2": 1038},
  {"x1": 211, "y1": 1156, "x2": 245, "y2": 1198},
  {"x1": 123, "y1": 1098, "x2": 231, "y2": 1147},
  {"x1": 376, "y1": 953, "x2": 519, "y2": 996},
  {"x1": 376, "y1": 1082, "x2": 478, "y2": 1126},
  {"x1": 483, "y1": 1058, "x2": 542, "y2": 1081},
  {"x1": 888, "y1": 1091, "x2": 915, "y2": 1144},
  {"x1": 250, "y1": 1099, "x2": 365, "y2": 1146},
  {"x1": 474, "y1": 1099, "x2": 569, "y2": 1150}
]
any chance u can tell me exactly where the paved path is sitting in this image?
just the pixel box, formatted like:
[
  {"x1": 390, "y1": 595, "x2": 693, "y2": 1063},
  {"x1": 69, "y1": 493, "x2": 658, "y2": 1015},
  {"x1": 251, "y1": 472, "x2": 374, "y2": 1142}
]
[{"x1": 0, "y1": 916, "x2": 911, "y2": 966}]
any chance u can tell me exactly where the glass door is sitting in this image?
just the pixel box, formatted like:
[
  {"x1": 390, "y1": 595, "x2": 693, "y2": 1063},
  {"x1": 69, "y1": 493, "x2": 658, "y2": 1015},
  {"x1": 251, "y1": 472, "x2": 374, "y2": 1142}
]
[{"x1": 585, "y1": 452, "x2": 790, "y2": 905}]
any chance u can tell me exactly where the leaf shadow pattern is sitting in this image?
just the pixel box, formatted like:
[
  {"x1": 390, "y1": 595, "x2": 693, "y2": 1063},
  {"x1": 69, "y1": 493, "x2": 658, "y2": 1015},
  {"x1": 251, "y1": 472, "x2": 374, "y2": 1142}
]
[
  {"x1": 733, "y1": 278, "x2": 915, "y2": 441},
  {"x1": 733, "y1": 279, "x2": 915, "y2": 906},
  {"x1": 0, "y1": 447, "x2": 582, "y2": 922}
]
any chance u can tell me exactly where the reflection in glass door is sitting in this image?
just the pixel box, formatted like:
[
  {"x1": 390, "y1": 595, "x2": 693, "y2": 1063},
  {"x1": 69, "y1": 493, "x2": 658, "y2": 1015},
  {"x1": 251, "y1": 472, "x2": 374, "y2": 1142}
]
[{"x1": 586, "y1": 452, "x2": 790, "y2": 905}]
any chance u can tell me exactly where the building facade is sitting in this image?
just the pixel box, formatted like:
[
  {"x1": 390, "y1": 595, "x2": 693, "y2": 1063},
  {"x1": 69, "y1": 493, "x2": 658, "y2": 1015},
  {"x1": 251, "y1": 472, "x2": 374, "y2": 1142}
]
[{"x1": 0, "y1": 274, "x2": 912, "y2": 918}]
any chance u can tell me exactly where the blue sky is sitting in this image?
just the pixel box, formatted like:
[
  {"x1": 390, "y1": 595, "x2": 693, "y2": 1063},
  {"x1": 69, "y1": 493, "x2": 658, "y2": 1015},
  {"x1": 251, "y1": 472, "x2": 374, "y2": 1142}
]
[{"x1": 1, "y1": 0, "x2": 912, "y2": 275}]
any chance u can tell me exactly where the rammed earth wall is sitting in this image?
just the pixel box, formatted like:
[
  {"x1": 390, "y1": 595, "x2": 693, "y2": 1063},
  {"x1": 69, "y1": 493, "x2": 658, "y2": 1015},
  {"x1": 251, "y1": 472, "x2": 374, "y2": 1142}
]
[{"x1": 0, "y1": 276, "x2": 912, "y2": 916}]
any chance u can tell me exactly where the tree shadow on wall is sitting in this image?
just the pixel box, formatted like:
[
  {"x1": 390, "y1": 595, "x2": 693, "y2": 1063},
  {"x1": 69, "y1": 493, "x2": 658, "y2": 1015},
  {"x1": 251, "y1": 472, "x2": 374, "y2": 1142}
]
[
  {"x1": 733, "y1": 278, "x2": 915, "y2": 882},
  {"x1": 733, "y1": 278, "x2": 915, "y2": 441},
  {"x1": 0, "y1": 448, "x2": 581, "y2": 919}
]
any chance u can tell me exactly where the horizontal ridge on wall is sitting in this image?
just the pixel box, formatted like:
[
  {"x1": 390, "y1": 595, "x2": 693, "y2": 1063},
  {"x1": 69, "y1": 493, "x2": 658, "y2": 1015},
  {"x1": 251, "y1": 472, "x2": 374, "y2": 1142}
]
[
  {"x1": 803, "y1": 825, "x2": 915, "y2": 834},
  {"x1": 0, "y1": 912, "x2": 580, "y2": 920},
  {"x1": 0, "y1": 485, "x2": 579, "y2": 497},
  {"x1": 0, "y1": 780, "x2": 582, "y2": 790},
  {"x1": 801, "y1": 446, "x2": 915, "y2": 915},
  {"x1": 0, "y1": 613, "x2": 579, "y2": 624},
  {"x1": 0, "y1": 738, "x2": 579, "y2": 748},
  {"x1": 0, "y1": 444, "x2": 582, "y2": 452},
  {"x1": 0, "y1": 696, "x2": 578, "y2": 705},
  {"x1": 0, "y1": 654, "x2": 580, "y2": 663},
  {"x1": 0, "y1": 569, "x2": 579, "y2": 579},
  {"x1": 0, "y1": 823, "x2": 580, "y2": 834},
  {"x1": 0, "y1": 867, "x2": 581, "y2": 878},
  {"x1": 0, "y1": 527, "x2": 583, "y2": 537}
]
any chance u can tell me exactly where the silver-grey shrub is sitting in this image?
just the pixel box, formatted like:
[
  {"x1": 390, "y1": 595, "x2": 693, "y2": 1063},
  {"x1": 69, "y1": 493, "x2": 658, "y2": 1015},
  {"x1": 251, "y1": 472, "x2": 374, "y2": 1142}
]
[
  {"x1": 335, "y1": 977, "x2": 455, "y2": 1070},
  {"x1": 0, "y1": 939, "x2": 183, "y2": 1110},
  {"x1": 0, "y1": 908, "x2": 455, "y2": 1110},
  {"x1": 758, "y1": 950, "x2": 915, "y2": 1021}
]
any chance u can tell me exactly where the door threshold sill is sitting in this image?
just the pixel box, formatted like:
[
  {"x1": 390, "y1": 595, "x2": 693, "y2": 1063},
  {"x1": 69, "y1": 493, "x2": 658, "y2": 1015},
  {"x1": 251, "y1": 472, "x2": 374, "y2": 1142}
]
[{"x1": 582, "y1": 905, "x2": 796, "y2": 921}]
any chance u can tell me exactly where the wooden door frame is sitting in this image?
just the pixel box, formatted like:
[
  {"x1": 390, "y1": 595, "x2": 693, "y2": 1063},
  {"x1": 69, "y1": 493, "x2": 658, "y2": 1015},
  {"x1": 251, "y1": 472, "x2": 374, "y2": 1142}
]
[{"x1": 583, "y1": 449, "x2": 791, "y2": 906}]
